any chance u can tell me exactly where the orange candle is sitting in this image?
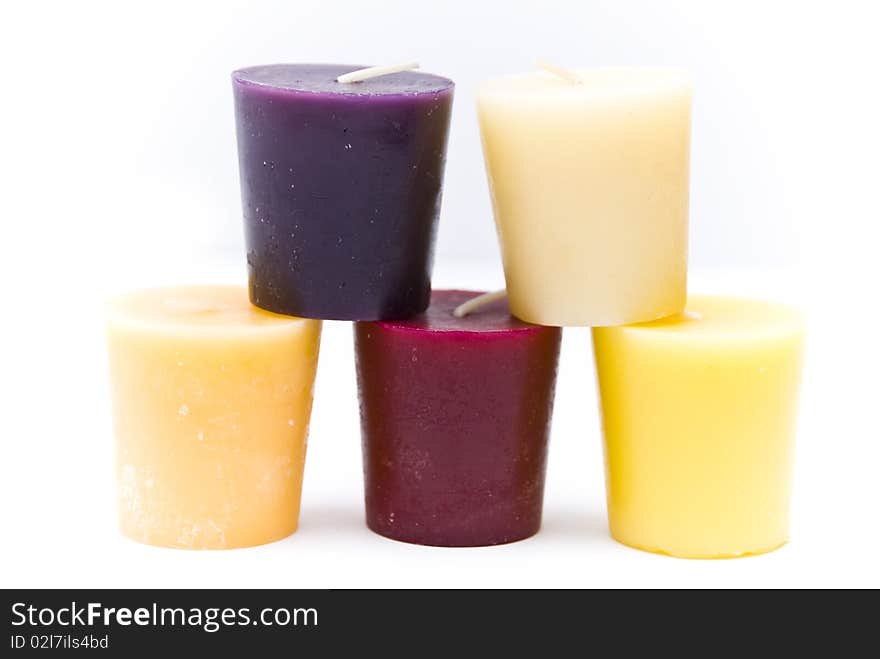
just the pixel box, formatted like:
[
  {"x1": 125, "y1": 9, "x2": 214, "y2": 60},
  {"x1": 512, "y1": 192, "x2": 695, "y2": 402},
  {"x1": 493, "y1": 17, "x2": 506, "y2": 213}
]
[{"x1": 106, "y1": 286, "x2": 321, "y2": 549}]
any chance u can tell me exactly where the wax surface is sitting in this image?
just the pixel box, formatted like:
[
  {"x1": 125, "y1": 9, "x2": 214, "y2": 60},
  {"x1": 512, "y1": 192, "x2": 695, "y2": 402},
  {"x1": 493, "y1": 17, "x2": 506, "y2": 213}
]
[
  {"x1": 355, "y1": 290, "x2": 561, "y2": 546},
  {"x1": 593, "y1": 296, "x2": 805, "y2": 558},
  {"x1": 233, "y1": 64, "x2": 454, "y2": 320},
  {"x1": 106, "y1": 286, "x2": 321, "y2": 549},
  {"x1": 478, "y1": 68, "x2": 691, "y2": 326}
]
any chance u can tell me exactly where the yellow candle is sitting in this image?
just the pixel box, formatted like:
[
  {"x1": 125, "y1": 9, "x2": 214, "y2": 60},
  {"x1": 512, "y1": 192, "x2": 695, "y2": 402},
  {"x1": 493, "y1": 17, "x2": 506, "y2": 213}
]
[
  {"x1": 477, "y1": 67, "x2": 691, "y2": 326},
  {"x1": 106, "y1": 286, "x2": 321, "y2": 549},
  {"x1": 593, "y1": 296, "x2": 805, "y2": 558}
]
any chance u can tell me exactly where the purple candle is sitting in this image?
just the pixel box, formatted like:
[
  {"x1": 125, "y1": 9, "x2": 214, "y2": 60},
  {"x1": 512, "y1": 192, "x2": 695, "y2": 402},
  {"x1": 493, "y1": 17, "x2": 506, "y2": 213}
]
[
  {"x1": 232, "y1": 64, "x2": 454, "y2": 320},
  {"x1": 354, "y1": 290, "x2": 562, "y2": 547}
]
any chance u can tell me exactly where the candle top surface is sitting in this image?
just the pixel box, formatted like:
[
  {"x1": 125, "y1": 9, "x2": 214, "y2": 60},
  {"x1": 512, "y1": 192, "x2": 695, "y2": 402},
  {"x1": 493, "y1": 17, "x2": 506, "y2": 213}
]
[
  {"x1": 107, "y1": 286, "x2": 311, "y2": 333},
  {"x1": 232, "y1": 63, "x2": 454, "y2": 97},
  {"x1": 373, "y1": 290, "x2": 546, "y2": 334},
  {"x1": 479, "y1": 67, "x2": 689, "y2": 99},
  {"x1": 609, "y1": 296, "x2": 804, "y2": 340}
]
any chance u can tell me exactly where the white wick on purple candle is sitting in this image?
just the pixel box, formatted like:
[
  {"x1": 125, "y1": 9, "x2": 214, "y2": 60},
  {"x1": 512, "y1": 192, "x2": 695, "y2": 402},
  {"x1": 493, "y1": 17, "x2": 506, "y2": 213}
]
[
  {"x1": 535, "y1": 58, "x2": 583, "y2": 84},
  {"x1": 452, "y1": 290, "x2": 508, "y2": 318},
  {"x1": 336, "y1": 62, "x2": 420, "y2": 84}
]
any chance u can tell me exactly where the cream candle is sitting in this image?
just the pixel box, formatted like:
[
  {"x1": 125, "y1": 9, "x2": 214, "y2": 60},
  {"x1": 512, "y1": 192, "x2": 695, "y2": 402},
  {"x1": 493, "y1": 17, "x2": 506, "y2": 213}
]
[
  {"x1": 592, "y1": 296, "x2": 806, "y2": 558},
  {"x1": 477, "y1": 66, "x2": 691, "y2": 327},
  {"x1": 106, "y1": 286, "x2": 321, "y2": 549}
]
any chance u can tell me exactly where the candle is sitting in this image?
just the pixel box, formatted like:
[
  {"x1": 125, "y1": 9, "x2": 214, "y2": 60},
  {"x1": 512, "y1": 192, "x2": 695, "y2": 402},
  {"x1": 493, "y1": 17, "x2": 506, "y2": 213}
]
[
  {"x1": 106, "y1": 286, "x2": 321, "y2": 549},
  {"x1": 354, "y1": 290, "x2": 561, "y2": 546},
  {"x1": 477, "y1": 66, "x2": 691, "y2": 326},
  {"x1": 592, "y1": 296, "x2": 806, "y2": 558},
  {"x1": 232, "y1": 63, "x2": 454, "y2": 320}
]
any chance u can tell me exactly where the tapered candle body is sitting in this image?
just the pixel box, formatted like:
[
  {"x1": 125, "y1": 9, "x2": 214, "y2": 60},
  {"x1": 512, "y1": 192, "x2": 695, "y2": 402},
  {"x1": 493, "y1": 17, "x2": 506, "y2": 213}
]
[
  {"x1": 355, "y1": 290, "x2": 561, "y2": 547},
  {"x1": 233, "y1": 64, "x2": 454, "y2": 320},
  {"x1": 106, "y1": 286, "x2": 321, "y2": 549},
  {"x1": 593, "y1": 296, "x2": 805, "y2": 558},
  {"x1": 478, "y1": 68, "x2": 691, "y2": 326}
]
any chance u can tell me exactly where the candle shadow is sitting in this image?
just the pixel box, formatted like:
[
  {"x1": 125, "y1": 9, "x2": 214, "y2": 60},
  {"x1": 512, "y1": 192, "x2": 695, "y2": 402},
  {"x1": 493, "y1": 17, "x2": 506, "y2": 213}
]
[
  {"x1": 296, "y1": 504, "x2": 368, "y2": 536},
  {"x1": 538, "y1": 508, "x2": 609, "y2": 542},
  {"x1": 293, "y1": 504, "x2": 609, "y2": 544}
]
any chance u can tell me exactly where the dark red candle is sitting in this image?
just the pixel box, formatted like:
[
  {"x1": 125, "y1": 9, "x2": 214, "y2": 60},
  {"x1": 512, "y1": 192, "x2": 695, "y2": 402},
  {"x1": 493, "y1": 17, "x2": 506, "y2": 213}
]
[{"x1": 354, "y1": 290, "x2": 562, "y2": 547}]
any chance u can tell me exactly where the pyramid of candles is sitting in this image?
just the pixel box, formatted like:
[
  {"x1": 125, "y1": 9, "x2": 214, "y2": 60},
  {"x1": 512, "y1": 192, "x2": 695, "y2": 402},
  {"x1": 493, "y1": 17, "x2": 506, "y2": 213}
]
[{"x1": 106, "y1": 62, "x2": 805, "y2": 559}]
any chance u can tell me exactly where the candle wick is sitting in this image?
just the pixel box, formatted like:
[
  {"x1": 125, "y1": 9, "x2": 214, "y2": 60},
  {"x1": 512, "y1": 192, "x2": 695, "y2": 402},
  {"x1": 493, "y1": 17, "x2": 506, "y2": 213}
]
[
  {"x1": 535, "y1": 58, "x2": 583, "y2": 84},
  {"x1": 452, "y1": 290, "x2": 508, "y2": 318},
  {"x1": 336, "y1": 62, "x2": 420, "y2": 84}
]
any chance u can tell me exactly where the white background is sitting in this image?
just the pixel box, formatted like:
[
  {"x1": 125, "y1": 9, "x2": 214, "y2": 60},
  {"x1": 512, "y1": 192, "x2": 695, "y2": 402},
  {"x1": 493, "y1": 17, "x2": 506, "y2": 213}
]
[{"x1": 1, "y1": 0, "x2": 878, "y2": 588}]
